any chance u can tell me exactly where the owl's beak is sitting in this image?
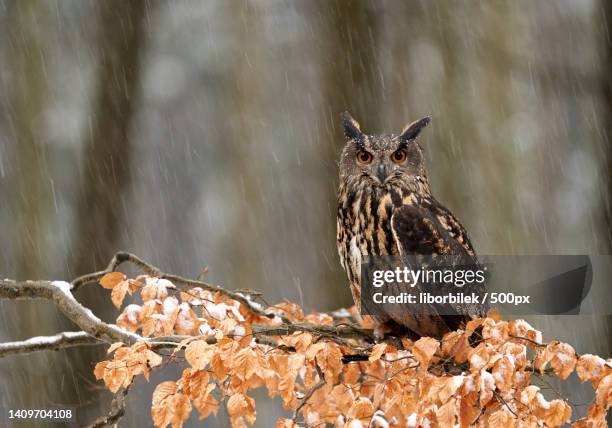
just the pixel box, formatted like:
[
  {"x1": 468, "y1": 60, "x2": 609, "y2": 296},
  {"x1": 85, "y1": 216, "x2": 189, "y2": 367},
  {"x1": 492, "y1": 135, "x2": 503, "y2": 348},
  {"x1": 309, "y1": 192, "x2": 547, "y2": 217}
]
[{"x1": 376, "y1": 164, "x2": 390, "y2": 183}]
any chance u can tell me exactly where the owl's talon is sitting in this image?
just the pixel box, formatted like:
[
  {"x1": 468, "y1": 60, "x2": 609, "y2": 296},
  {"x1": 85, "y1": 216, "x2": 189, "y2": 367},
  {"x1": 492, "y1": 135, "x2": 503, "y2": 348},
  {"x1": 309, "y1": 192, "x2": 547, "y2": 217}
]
[{"x1": 373, "y1": 324, "x2": 391, "y2": 341}]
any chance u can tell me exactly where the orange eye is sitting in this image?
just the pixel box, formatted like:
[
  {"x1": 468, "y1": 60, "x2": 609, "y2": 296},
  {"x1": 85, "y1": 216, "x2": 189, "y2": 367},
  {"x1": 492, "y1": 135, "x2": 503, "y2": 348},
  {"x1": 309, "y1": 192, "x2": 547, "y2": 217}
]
[
  {"x1": 357, "y1": 150, "x2": 373, "y2": 164},
  {"x1": 391, "y1": 149, "x2": 407, "y2": 163}
]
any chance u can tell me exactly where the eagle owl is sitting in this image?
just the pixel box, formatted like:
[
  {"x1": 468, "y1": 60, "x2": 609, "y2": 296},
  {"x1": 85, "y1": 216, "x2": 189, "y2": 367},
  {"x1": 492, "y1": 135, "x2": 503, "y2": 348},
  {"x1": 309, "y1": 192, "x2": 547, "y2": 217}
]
[{"x1": 336, "y1": 112, "x2": 483, "y2": 339}]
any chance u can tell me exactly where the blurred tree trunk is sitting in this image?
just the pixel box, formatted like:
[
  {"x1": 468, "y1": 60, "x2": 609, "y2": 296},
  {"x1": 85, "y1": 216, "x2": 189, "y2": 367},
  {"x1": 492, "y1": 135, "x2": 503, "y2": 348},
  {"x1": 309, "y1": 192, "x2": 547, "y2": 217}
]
[
  {"x1": 2, "y1": 0, "x2": 63, "y2": 414},
  {"x1": 10, "y1": 0, "x2": 50, "y2": 280},
  {"x1": 602, "y1": 0, "x2": 612, "y2": 252},
  {"x1": 66, "y1": 0, "x2": 147, "y2": 421},
  {"x1": 314, "y1": 0, "x2": 386, "y2": 305},
  {"x1": 70, "y1": 0, "x2": 147, "y2": 277},
  {"x1": 322, "y1": 0, "x2": 385, "y2": 134},
  {"x1": 220, "y1": 0, "x2": 264, "y2": 295},
  {"x1": 433, "y1": 3, "x2": 527, "y2": 254}
]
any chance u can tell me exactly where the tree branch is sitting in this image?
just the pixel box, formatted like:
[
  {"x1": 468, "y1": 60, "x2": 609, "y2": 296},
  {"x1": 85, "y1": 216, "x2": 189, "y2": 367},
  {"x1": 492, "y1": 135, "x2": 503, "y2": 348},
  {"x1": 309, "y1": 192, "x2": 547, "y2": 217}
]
[
  {"x1": 84, "y1": 387, "x2": 129, "y2": 428},
  {"x1": 0, "y1": 251, "x2": 602, "y2": 428},
  {"x1": 293, "y1": 363, "x2": 326, "y2": 422},
  {"x1": 0, "y1": 331, "x2": 101, "y2": 357},
  {"x1": 71, "y1": 251, "x2": 289, "y2": 323},
  {"x1": 0, "y1": 251, "x2": 379, "y2": 361},
  {"x1": 0, "y1": 279, "x2": 142, "y2": 345}
]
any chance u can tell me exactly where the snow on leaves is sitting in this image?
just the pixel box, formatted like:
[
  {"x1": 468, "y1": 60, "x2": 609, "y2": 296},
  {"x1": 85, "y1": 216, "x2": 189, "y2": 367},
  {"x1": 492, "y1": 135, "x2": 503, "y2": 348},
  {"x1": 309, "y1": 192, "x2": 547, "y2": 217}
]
[
  {"x1": 95, "y1": 272, "x2": 612, "y2": 427},
  {"x1": 94, "y1": 342, "x2": 162, "y2": 393}
]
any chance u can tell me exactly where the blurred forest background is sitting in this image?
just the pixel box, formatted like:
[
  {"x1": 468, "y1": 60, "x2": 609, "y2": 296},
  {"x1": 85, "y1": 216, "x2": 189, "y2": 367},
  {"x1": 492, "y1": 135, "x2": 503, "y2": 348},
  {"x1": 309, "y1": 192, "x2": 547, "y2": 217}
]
[{"x1": 0, "y1": 0, "x2": 611, "y2": 426}]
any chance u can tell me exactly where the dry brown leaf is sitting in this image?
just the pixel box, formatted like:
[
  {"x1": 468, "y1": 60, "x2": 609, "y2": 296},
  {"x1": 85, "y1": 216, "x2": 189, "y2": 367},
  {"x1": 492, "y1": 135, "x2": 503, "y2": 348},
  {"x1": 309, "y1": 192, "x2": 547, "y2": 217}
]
[
  {"x1": 107, "y1": 342, "x2": 125, "y2": 355},
  {"x1": 413, "y1": 337, "x2": 439, "y2": 370},
  {"x1": 304, "y1": 312, "x2": 334, "y2": 325},
  {"x1": 465, "y1": 317, "x2": 484, "y2": 332},
  {"x1": 369, "y1": 343, "x2": 387, "y2": 362},
  {"x1": 535, "y1": 341, "x2": 576, "y2": 380},
  {"x1": 175, "y1": 304, "x2": 201, "y2": 335},
  {"x1": 468, "y1": 342, "x2": 492, "y2": 372},
  {"x1": 141, "y1": 278, "x2": 170, "y2": 302},
  {"x1": 305, "y1": 342, "x2": 326, "y2": 361},
  {"x1": 346, "y1": 397, "x2": 374, "y2": 420},
  {"x1": 147, "y1": 350, "x2": 163, "y2": 368},
  {"x1": 549, "y1": 342, "x2": 576, "y2": 380},
  {"x1": 436, "y1": 397, "x2": 457, "y2": 426},
  {"x1": 142, "y1": 313, "x2": 175, "y2": 337},
  {"x1": 210, "y1": 352, "x2": 230, "y2": 382},
  {"x1": 492, "y1": 355, "x2": 515, "y2": 392},
  {"x1": 441, "y1": 330, "x2": 461, "y2": 355},
  {"x1": 488, "y1": 409, "x2": 516, "y2": 427},
  {"x1": 169, "y1": 393, "x2": 192, "y2": 428},
  {"x1": 283, "y1": 332, "x2": 313, "y2": 352},
  {"x1": 482, "y1": 319, "x2": 509, "y2": 344},
  {"x1": 151, "y1": 380, "x2": 192, "y2": 428},
  {"x1": 459, "y1": 394, "x2": 480, "y2": 428},
  {"x1": 117, "y1": 304, "x2": 141, "y2": 332},
  {"x1": 543, "y1": 399, "x2": 572, "y2": 427},
  {"x1": 478, "y1": 370, "x2": 496, "y2": 406},
  {"x1": 576, "y1": 403, "x2": 608, "y2": 427},
  {"x1": 94, "y1": 361, "x2": 109, "y2": 381},
  {"x1": 270, "y1": 302, "x2": 304, "y2": 321},
  {"x1": 227, "y1": 393, "x2": 256, "y2": 427},
  {"x1": 102, "y1": 361, "x2": 128, "y2": 393},
  {"x1": 231, "y1": 347, "x2": 259, "y2": 382},
  {"x1": 193, "y1": 383, "x2": 219, "y2": 420},
  {"x1": 275, "y1": 418, "x2": 298, "y2": 428},
  {"x1": 100, "y1": 272, "x2": 125, "y2": 289},
  {"x1": 151, "y1": 381, "x2": 177, "y2": 419},
  {"x1": 330, "y1": 384, "x2": 355, "y2": 414},
  {"x1": 342, "y1": 362, "x2": 361, "y2": 385},
  {"x1": 595, "y1": 374, "x2": 611, "y2": 409},
  {"x1": 182, "y1": 368, "x2": 209, "y2": 399},
  {"x1": 111, "y1": 280, "x2": 130, "y2": 309},
  {"x1": 185, "y1": 340, "x2": 216, "y2": 370},
  {"x1": 316, "y1": 342, "x2": 343, "y2": 383},
  {"x1": 509, "y1": 319, "x2": 543, "y2": 347},
  {"x1": 576, "y1": 354, "x2": 607, "y2": 386}
]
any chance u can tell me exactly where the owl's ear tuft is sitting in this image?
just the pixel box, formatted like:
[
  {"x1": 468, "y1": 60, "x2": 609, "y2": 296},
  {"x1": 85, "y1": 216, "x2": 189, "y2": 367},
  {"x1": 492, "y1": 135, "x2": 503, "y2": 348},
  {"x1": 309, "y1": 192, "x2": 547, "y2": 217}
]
[
  {"x1": 342, "y1": 111, "x2": 364, "y2": 141},
  {"x1": 400, "y1": 116, "x2": 431, "y2": 142}
]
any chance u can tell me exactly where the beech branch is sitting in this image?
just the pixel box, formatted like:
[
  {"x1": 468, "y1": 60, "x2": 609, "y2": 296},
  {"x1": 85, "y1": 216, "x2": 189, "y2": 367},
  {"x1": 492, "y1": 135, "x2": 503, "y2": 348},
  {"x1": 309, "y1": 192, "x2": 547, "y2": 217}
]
[
  {"x1": 84, "y1": 387, "x2": 129, "y2": 428},
  {"x1": 0, "y1": 331, "x2": 100, "y2": 357},
  {"x1": 0, "y1": 252, "x2": 373, "y2": 360},
  {"x1": 0, "y1": 278, "x2": 143, "y2": 345},
  {"x1": 0, "y1": 252, "x2": 368, "y2": 428},
  {"x1": 0, "y1": 251, "x2": 606, "y2": 428}
]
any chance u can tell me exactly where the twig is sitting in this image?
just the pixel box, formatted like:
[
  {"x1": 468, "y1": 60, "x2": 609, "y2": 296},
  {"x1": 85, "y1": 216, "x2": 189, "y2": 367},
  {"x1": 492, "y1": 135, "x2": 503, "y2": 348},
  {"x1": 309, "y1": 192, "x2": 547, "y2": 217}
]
[
  {"x1": 252, "y1": 322, "x2": 374, "y2": 350},
  {"x1": 252, "y1": 322, "x2": 373, "y2": 341},
  {"x1": 293, "y1": 363, "x2": 326, "y2": 422},
  {"x1": 84, "y1": 387, "x2": 130, "y2": 428},
  {"x1": 509, "y1": 334, "x2": 546, "y2": 348},
  {"x1": 72, "y1": 251, "x2": 289, "y2": 323},
  {"x1": 493, "y1": 390, "x2": 518, "y2": 418}
]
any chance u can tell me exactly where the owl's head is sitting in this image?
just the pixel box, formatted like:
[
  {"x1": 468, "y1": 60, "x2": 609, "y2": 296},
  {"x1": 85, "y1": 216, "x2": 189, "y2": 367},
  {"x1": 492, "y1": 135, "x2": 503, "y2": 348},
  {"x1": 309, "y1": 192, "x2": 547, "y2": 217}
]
[{"x1": 338, "y1": 111, "x2": 431, "y2": 188}]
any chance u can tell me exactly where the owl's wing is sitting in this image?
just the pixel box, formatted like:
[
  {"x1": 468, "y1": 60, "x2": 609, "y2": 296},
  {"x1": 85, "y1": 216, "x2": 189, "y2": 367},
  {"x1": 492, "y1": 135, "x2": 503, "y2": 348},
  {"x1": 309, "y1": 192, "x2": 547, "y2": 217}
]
[
  {"x1": 389, "y1": 202, "x2": 485, "y2": 335},
  {"x1": 391, "y1": 200, "x2": 475, "y2": 257}
]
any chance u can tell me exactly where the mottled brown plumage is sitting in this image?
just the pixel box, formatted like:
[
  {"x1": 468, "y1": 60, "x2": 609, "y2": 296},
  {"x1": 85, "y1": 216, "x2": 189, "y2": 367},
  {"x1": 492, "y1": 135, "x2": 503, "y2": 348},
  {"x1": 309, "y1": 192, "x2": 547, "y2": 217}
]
[{"x1": 336, "y1": 112, "x2": 483, "y2": 338}]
